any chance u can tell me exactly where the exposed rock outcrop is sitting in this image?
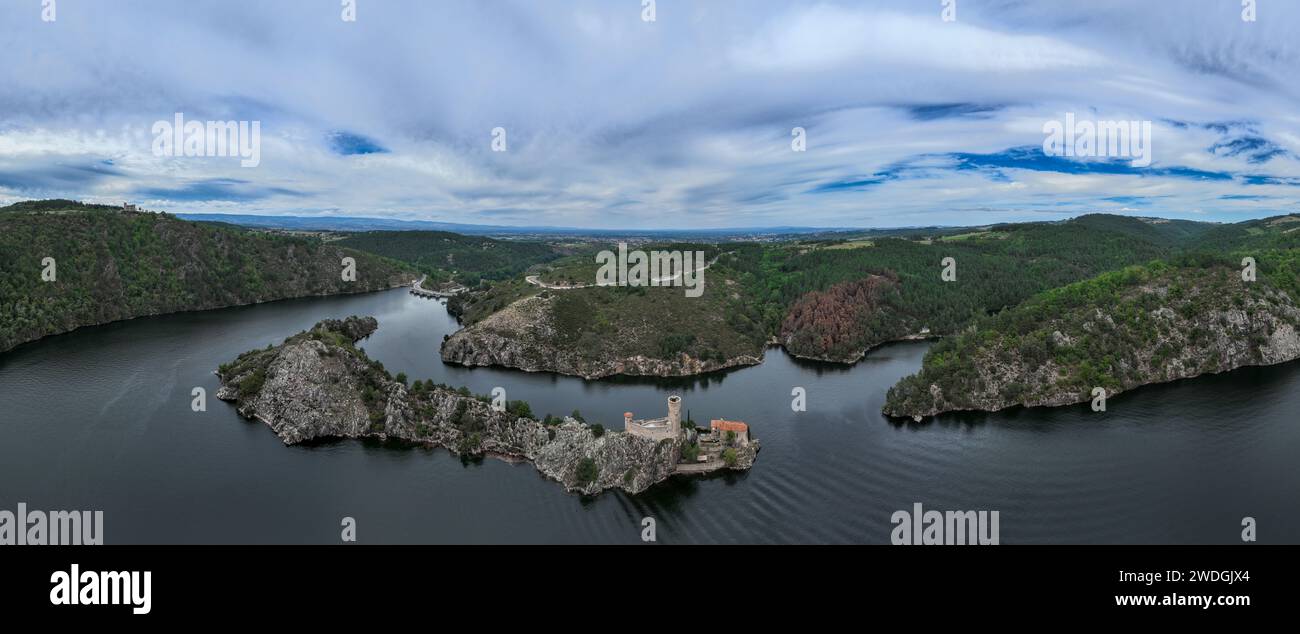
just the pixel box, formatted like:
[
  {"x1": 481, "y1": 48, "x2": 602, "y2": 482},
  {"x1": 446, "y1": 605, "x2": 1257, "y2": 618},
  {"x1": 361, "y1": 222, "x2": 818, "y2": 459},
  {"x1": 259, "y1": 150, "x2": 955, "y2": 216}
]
[
  {"x1": 217, "y1": 316, "x2": 758, "y2": 494},
  {"x1": 884, "y1": 264, "x2": 1300, "y2": 419}
]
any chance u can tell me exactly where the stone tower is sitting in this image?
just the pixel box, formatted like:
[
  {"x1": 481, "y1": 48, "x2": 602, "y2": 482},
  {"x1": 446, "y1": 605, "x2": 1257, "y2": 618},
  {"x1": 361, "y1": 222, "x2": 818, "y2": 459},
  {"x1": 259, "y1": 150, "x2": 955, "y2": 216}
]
[{"x1": 667, "y1": 395, "x2": 682, "y2": 435}]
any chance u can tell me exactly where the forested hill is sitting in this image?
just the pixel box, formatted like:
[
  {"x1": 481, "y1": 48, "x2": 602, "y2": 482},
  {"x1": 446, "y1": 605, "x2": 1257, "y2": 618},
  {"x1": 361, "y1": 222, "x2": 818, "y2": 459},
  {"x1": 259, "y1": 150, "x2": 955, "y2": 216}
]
[
  {"x1": 883, "y1": 254, "x2": 1300, "y2": 419},
  {"x1": 0, "y1": 201, "x2": 414, "y2": 353},
  {"x1": 748, "y1": 214, "x2": 1219, "y2": 362},
  {"x1": 877, "y1": 214, "x2": 1300, "y2": 417},
  {"x1": 333, "y1": 231, "x2": 560, "y2": 287}
]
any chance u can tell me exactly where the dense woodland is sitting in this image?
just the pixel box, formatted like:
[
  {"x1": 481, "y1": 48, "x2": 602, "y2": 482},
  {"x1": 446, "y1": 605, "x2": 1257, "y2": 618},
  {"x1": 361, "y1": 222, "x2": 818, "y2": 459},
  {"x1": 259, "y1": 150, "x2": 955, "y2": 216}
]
[
  {"x1": 714, "y1": 215, "x2": 1205, "y2": 360},
  {"x1": 9, "y1": 196, "x2": 1300, "y2": 383},
  {"x1": 334, "y1": 230, "x2": 559, "y2": 287},
  {"x1": 435, "y1": 213, "x2": 1300, "y2": 369},
  {"x1": 883, "y1": 220, "x2": 1300, "y2": 414},
  {"x1": 0, "y1": 202, "x2": 413, "y2": 353},
  {"x1": 778, "y1": 272, "x2": 906, "y2": 361}
]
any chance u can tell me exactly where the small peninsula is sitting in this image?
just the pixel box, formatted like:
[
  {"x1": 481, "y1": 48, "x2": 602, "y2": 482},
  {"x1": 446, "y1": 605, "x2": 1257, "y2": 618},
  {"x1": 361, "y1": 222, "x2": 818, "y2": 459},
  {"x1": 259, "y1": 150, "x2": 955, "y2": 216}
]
[{"x1": 216, "y1": 316, "x2": 759, "y2": 495}]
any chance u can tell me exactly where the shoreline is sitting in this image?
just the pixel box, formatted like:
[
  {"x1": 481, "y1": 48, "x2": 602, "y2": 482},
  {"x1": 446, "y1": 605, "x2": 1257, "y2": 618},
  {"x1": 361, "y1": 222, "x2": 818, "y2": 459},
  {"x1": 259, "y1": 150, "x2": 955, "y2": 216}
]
[{"x1": 1, "y1": 282, "x2": 411, "y2": 357}]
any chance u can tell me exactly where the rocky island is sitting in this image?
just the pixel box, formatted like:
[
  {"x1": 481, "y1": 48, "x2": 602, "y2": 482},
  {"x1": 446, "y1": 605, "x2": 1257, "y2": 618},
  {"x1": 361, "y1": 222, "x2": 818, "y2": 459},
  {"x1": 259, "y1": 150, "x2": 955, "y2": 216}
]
[
  {"x1": 216, "y1": 316, "x2": 758, "y2": 495},
  {"x1": 883, "y1": 261, "x2": 1300, "y2": 420}
]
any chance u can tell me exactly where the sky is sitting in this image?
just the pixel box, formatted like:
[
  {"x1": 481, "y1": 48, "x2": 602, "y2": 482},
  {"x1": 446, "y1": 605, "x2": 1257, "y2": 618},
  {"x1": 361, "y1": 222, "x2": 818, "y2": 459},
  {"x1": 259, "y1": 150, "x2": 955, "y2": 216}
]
[{"x1": 1, "y1": 0, "x2": 1298, "y2": 229}]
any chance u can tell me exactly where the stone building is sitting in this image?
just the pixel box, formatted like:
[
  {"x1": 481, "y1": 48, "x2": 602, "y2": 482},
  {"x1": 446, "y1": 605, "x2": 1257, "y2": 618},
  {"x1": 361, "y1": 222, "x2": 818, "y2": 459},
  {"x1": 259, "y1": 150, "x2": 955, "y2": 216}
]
[
  {"x1": 624, "y1": 395, "x2": 682, "y2": 442},
  {"x1": 710, "y1": 419, "x2": 750, "y2": 446}
]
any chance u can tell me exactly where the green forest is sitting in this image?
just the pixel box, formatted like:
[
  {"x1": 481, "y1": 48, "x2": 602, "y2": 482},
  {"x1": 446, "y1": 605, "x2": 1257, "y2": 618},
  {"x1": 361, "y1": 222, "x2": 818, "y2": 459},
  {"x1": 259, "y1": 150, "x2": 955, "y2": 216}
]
[
  {"x1": 334, "y1": 230, "x2": 559, "y2": 287},
  {"x1": 880, "y1": 219, "x2": 1300, "y2": 415},
  {"x1": 441, "y1": 213, "x2": 1300, "y2": 371},
  {"x1": 0, "y1": 201, "x2": 414, "y2": 353}
]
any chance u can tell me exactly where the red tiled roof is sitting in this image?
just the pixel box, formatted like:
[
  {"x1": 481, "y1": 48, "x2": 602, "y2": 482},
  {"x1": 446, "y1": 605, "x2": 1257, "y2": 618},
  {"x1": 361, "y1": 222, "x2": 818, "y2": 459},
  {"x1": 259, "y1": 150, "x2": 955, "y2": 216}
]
[{"x1": 710, "y1": 419, "x2": 748, "y2": 433}]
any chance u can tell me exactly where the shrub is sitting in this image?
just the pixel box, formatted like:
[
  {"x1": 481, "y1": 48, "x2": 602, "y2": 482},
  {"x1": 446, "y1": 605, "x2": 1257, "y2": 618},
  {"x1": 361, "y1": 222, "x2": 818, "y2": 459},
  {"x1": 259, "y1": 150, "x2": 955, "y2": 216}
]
[
  {"x1": 722, "y1": 448, "x2": 738, "y2": 467},
  {"x1": 575, "y1": 458, "x2": 599, "y2": 486},
  {"x1": 506, "y1": 400, "x2": 533, "y2": 419},
  {"x1": 456, "y1": 432, "x2": 482, "y2": 454},
  {"x1": 237, "y1": 369, "x2": 266, "y2": 398},
  {"x1": 590, "y1": 423, "x2": 605, "y2": 438}
]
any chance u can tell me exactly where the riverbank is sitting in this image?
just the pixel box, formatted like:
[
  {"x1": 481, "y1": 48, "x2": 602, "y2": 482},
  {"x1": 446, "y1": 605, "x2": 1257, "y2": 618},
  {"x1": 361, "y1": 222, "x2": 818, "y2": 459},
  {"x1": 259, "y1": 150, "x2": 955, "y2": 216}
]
[{"x1": 4, "y1": 285, "x2": 1295, "y2": 543}]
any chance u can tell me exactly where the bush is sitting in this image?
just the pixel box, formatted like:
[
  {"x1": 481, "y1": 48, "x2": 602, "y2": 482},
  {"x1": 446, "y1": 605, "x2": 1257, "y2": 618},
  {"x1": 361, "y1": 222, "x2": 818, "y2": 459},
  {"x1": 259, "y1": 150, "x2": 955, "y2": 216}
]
[
  {"x1": 722, "y1": 448, "x2": 738, "y2": 467},
  {"x1": 575, "y1": 458, "x2": 599, "y2": 486},
  {"x1": 237, "y1": 369, "x2": 266, "y2": 398},
  {"x1": 457, "y1": 432, "x2": 482, "y2": 454},
  {"x1": 590, "y1": 423, "x2": 605, "y2": 438},
  {"x1": 506, "y1": 400, "x2": 533, "y2": 419}
]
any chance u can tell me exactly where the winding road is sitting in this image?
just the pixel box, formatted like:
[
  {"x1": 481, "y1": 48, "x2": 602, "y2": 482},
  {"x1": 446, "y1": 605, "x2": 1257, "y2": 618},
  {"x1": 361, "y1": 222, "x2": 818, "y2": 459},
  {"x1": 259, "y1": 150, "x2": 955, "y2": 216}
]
[{"x1": 525, "y1": 251, "x2": 727, "y2": 290}]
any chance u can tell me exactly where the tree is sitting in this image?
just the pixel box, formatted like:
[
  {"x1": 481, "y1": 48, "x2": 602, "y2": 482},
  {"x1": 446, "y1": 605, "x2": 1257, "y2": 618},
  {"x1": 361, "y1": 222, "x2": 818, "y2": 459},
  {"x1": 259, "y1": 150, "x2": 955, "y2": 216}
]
[
  {"x1": 575, "y1": 458, "x2": 599, "y2": 486},
  {"x1": 507, "y1": 400, "x2": 533, "y2": 419}
]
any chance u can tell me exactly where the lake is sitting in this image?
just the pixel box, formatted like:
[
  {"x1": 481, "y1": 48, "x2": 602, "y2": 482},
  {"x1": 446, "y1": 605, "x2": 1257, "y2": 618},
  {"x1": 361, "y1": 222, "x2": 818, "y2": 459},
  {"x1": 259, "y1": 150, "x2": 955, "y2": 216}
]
[{"x1": 1, "y1": 288, "x2": 1296, "y2": 543}]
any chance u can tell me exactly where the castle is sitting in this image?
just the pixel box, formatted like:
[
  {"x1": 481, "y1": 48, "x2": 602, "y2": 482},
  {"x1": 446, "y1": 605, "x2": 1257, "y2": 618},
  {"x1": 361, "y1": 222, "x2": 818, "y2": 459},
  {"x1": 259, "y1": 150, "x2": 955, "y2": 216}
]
[{"x1": 624, "y1": 395, "x2": 682, "y2": 442}]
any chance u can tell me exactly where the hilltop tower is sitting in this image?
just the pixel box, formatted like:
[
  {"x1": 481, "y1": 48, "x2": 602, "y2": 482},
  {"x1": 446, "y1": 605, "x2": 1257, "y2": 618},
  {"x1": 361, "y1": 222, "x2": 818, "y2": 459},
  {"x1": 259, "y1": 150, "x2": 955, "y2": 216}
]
[{"x1": 667, "y1": 395, "x2": 682, "y2": 435}]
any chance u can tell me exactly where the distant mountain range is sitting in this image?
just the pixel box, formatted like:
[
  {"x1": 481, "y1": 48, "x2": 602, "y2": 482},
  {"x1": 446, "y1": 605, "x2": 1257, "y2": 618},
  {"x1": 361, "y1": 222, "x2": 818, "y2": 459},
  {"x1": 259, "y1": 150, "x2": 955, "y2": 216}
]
[{"x1": 173, "y1": 212, "x2": 844, "y2": 238}]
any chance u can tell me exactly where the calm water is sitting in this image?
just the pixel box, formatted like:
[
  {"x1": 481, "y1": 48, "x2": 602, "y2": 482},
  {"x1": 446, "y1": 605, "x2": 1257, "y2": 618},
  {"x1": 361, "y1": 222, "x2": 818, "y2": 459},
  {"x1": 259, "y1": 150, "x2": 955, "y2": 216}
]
[{"x1": 1, "y1": 288, "x2": 1297, "y2": 544}]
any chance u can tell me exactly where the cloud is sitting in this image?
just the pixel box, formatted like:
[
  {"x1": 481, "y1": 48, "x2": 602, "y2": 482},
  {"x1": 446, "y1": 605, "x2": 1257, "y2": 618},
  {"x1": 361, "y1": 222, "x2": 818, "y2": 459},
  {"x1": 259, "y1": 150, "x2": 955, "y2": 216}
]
[
  {"x1": 135, "y1": 178, "x2": 305, "y2": 202},
  {"x1": 0, "y1": 0, "x2": 1298, "y2": 227}
]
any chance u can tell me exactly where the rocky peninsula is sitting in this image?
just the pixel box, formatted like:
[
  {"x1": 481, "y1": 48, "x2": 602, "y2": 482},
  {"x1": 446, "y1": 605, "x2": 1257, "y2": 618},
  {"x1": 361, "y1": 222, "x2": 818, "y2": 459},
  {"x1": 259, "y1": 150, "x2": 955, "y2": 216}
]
[
  {"x1": 441, "y1": 292, "x2": 765, "y2": 379},
  {"x1": 217, "y1": 316, "x2": 758, "y2": 495},
  {"x1": 883, "y1": 263, "x2": 1300, "y2": 420}
]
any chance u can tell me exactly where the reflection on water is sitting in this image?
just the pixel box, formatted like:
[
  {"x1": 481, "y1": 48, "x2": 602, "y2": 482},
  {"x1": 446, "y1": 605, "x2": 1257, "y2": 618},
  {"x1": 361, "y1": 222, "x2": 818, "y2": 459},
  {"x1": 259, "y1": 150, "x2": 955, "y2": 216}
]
[{"x1": 1, "y1": 288, "x2": 1297, "y2": 543}]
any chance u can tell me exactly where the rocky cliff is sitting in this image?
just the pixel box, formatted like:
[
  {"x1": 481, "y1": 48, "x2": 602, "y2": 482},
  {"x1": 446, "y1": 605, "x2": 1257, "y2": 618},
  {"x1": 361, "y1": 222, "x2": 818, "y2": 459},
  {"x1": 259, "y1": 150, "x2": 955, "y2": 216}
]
[
  {"x1": 217, "y1": 316, "x2": 757, "y2": 494},
  {"x1": 883, "y1": 263, "x2": 1300, "y2": 419}
]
